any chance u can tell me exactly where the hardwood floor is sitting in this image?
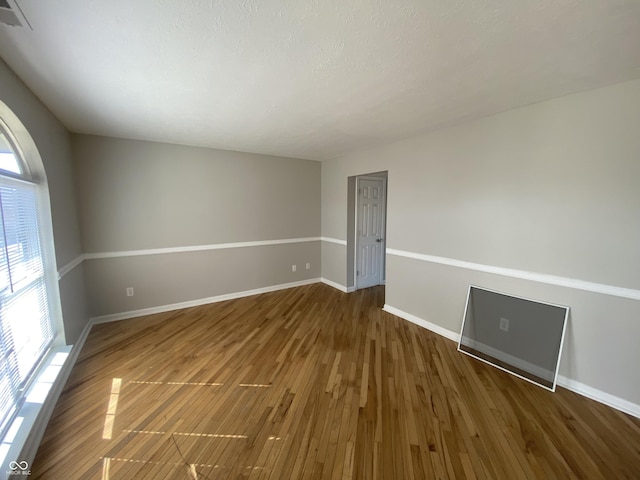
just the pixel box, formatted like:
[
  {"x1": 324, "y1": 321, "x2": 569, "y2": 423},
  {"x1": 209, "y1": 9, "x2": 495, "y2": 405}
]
[{"x1": 33, "y1": 284, "x2": 640, "y2": 479}]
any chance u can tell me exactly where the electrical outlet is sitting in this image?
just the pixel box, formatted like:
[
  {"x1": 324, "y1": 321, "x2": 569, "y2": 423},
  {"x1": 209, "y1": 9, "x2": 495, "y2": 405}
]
[
  {"x1": 499, "y1": 317, "x2": 509, "y2": 332},
  {"x1": 292, "y1": 265, "x2": 297, "y2": 272},
  {"x1": 126, "y1": 287, "x2": 134, "y2": 297},
  {"x1": 306, "y1": 263, "x2": 310, "y2": 270}
]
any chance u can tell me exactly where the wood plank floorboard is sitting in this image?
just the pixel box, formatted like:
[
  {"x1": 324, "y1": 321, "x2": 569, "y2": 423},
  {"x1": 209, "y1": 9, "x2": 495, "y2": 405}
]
[{"x1": 32, "y1": 283, "x2": 640, "y2": 479}]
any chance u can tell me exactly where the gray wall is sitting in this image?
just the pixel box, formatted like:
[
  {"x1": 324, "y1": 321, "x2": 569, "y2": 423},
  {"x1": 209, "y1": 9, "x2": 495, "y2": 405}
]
[
  {"x1": 321, "y1": 78, "x2": 640, "y2": 406},
  {"x1": 72, "y1": 135, "x2": 321, "y2": 317},
  {"x1": 0, "y1": 58, "x2": 88, "y2": 344}
]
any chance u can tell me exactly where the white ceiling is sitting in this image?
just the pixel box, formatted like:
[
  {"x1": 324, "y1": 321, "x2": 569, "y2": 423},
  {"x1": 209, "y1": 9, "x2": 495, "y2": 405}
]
[{"x1": 0, "y1": 0, "x2": 639, "y2": 160}]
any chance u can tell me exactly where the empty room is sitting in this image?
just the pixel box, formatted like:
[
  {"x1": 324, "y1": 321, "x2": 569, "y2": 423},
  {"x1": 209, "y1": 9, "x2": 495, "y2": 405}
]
[{"x1": 0, "y1": 1, "x2": 639, "y2": 478}]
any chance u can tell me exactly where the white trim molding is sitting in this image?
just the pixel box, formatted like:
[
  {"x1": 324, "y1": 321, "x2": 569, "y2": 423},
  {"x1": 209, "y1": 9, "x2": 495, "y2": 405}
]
[
  {"x1": 57, "y1": 254, "x2": 86, "y2": 280},
  {"x1": 85, "y1": 237, "x2": 322, "y2": 260},
  {"x1": 386, "y1": 248, "x2": 640, "y2": 301},
  {"x1": 57, "y1": 237, "x2": 323, "y2": 278},
  {"x1": 382, "y1": 304, "x2": 460, "y2": 343},
  {"x1": 320, "y1": 236, "x2": 347, "y2": 246},
  {"x1": 556, "y1": 375, "x2": 640, "y2": 419},
  {"x1": 321, "y1": 278, "x2": 355, "y2": 293},
  {"x1": 382, "y1": 303, "x2": 640, "y2": 419},
  {"x1": 91, "y1": 277, "x2": 358, "y2": 324},
  {"x1": 91, "y1": 278, "x2": 322, "y2": 323}
]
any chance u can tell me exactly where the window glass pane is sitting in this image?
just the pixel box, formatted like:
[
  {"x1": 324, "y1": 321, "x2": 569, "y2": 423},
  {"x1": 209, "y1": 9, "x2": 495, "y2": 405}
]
[
  {"x1": 0, "y1": 133, "x2": 20, "y2": 175},
  {"x1": 0, "y1": 373, "x2": 17, "y2": 434},
  {"x1": 0, "y1": 176, "x2": 53, "y2": 436},
  {"x1": 0, "y1": 185, "x2": 43, "y2": 291},
  {"x1": 5, "y1": 278, "x2": 52, "y2": 380},
  {"x1": 0, "y1": 204, "x2": 8, "y2": 291}
]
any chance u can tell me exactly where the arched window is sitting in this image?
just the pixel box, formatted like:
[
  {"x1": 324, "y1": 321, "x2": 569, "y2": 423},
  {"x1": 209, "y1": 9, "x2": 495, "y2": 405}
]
[{"x1": 0, "y1": 107, "x2": 61, "y2": 439}]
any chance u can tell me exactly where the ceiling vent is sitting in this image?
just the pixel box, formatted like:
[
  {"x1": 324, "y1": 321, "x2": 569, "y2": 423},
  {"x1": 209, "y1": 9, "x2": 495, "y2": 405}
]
[{"x1": 0, "y1": 0, "x2": 24, "y2": 28}]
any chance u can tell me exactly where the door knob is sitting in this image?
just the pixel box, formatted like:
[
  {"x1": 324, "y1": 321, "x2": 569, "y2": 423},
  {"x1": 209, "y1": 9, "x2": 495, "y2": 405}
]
[{"x1": 376, "y1": 238, "x2": 383, "y2": 242}]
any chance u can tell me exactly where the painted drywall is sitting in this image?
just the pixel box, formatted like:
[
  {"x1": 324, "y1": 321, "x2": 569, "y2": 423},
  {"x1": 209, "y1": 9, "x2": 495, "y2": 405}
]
[
  {"x1": 73, "y1": 135, "x2": 320, "y2": 252},
  {"x1": 85, "y1": 243, "x2": 320, "y2": 317},
  {"x1": 73, "y1": 134, "x2": 321, "y2": 317},
  {"x1": 0, "y1": 58, "x2": 88, "y2": 344},
  {"x1": 58, "y1": 266, "x2": 89, "y2": 344},
  {"x1": 321, "y1": 241, "x2": 346, "y2": 291},
  {"x1": 386, "y1": 255, "x2": 640, "y2": 403},
  {"x1": 320, "y1": 78, "x2": 640, "y2": 407}
]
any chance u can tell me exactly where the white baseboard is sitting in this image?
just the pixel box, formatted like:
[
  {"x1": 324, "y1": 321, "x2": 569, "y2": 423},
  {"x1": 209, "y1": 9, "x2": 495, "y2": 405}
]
[
  {"x1": 320, "y1": 278, "x2": 348, "y2": 292},
  {"x1": 91, "y1": 278, "x2": 322, "y2": 323},
  {"x1": 382, "y1": 304, "x2": 460, "y2": 343},
  {"x1": 382, "y1": 303, "x2": 640, "y2": 419},
  {"x1": 556, "y1": 376, "x2": 640, "y2": 419},
  {"x1": 90, "y1": 276, "x2": 359, "y2": 325},
  {"x1": 320, "y1": 278, "x2": 356, "y2": 293}
]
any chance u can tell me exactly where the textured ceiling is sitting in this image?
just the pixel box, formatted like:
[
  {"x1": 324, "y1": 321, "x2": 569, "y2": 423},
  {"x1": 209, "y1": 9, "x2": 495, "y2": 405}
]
[{"x1": 0, "y1": 0, "x2": 639, "y2": 160}]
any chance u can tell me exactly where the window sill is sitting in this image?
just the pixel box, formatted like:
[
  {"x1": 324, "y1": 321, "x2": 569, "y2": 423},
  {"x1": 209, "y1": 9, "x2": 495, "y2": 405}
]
[{"x1": 0, "y1": 345, "x2": 73, "y2": 478}]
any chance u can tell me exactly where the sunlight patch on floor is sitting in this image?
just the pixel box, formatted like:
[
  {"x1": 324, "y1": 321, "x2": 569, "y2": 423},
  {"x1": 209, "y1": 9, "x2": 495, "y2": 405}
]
[
  {"x1": 123, "y1": 429, "x2": 248, "y2": 439},
  {"x1": 128, "y1": 380, "x2": 223, "y2": 386},
  {"x1": 101, "y1": 456, "x2": 110, "y2": 480},
  {"x1": 102, "y1": 378, "x2": 121, "y2": 440},
  {"x1": 102, "y1": 456, "x2": 266, "y2": 471}
]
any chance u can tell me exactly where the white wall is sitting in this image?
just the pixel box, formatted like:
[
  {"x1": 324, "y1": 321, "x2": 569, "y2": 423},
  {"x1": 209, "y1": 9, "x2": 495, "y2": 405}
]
[{"x1": 321, "y1": 78, "x2": 640, "y2": 413}]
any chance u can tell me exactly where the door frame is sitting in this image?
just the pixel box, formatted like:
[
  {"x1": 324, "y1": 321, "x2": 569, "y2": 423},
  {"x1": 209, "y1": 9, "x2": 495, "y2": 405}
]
[{"x1": 347, "y1": 172, "x2": 388, "y2": 291}]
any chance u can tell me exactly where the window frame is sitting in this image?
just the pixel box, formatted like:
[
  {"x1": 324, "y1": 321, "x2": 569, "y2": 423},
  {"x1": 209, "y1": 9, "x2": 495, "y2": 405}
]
[{"x1": 0, "y1": 103, "x2": 65, "y2": 450}]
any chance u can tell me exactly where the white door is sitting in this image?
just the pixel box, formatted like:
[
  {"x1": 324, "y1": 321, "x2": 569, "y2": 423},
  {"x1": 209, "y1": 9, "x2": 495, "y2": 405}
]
[{"x1": 356, "y1": 177, "x2": 386, "y2": 289}]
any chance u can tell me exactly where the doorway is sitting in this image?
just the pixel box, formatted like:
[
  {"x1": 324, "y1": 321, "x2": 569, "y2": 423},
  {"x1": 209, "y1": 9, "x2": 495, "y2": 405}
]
[{"x1": 347, "y1": 172, "x2": 388, "y2": 291}]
